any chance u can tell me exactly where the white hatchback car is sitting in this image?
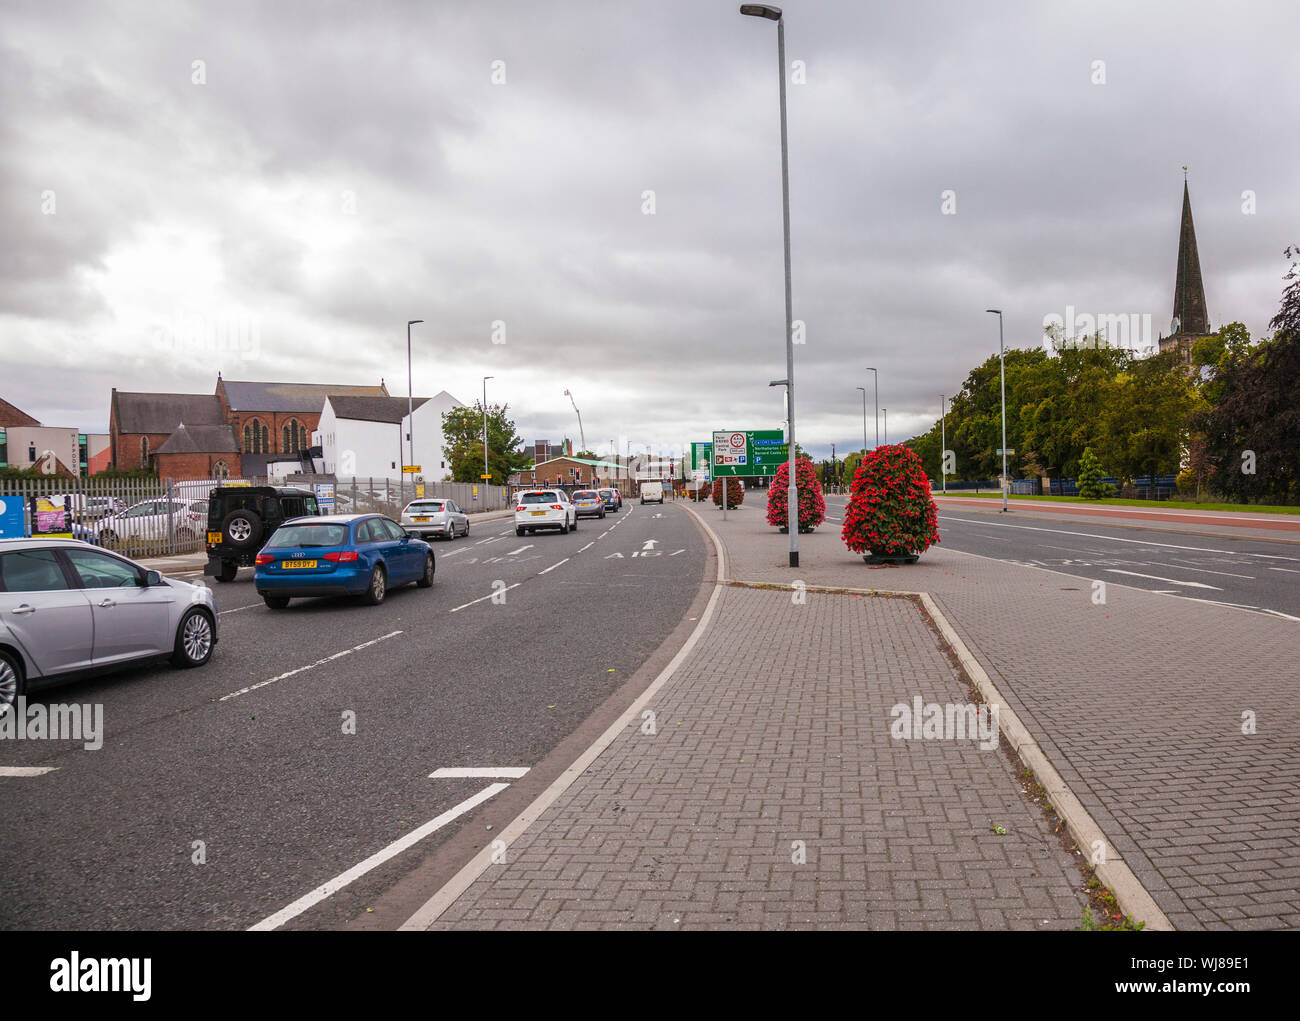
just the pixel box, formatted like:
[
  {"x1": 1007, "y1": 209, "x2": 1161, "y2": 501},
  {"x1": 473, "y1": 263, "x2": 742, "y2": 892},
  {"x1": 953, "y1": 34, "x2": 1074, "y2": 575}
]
[
  {"x1": 514, "y1": 490, "x2": 577, "y2": 535},
  {"x1": 400, "y1": 498, "x2": 469, "y2": 540}
]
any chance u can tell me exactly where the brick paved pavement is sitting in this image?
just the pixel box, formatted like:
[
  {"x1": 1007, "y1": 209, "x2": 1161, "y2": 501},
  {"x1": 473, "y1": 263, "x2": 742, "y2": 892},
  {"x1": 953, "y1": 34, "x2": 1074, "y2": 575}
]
[
  {"x1": 706, "y1": 503, "x2": 1300, "y2": 930},
  {"x1": 423, "y1": 580, "x2": 1085, "y2": 929}
]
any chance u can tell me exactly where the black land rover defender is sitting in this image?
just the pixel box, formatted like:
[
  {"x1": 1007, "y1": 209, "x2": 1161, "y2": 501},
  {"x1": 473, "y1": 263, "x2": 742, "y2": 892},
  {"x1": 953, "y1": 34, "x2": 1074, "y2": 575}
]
[{"x1": 203, "y1": 486, "x2": 320, "y2": 582}]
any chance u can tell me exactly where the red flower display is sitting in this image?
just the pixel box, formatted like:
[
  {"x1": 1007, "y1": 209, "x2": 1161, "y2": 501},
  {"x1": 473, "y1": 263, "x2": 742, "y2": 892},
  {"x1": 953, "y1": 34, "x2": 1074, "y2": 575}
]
[
  {"x1": 841, "y1": 444, "x2": 940, "y2": 559},
  {"x1": 765, "y1": 455, "x2": 826, "y2": 532},
  {"x1": 710, "y1": 476, "x2": 745, "y2": 507},
  {"x1": 690, "y1": 482, "x2": 712, "y2": 502}
]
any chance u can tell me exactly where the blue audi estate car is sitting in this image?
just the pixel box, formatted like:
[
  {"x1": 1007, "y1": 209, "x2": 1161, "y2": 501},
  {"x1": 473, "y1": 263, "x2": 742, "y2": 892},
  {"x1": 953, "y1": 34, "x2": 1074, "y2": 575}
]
[{"x1": 254, "y1": 514, "x2": 434, "y2": 609}]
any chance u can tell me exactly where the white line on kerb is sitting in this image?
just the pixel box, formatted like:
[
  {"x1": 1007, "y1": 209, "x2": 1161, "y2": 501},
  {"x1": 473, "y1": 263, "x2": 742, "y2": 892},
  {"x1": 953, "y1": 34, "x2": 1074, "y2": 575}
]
[
  {"x1": 450, "y1": 583, "x2": 521, "y2": 612},
  {"x1": 219, "y1": 631, "x2": 404, "y2": 701},
  {"x1": 429, "y1": 767, "x2": 530, "y2": 779},
  {"x1": 0, "y1": 766, "x2": 59, "y2": 777},
  {"x1": 248, "y1": 782, "x2": 509, "y2": 931},
  {"x1": 538, "y1": 559, "x2": 569, "y2": 575}
]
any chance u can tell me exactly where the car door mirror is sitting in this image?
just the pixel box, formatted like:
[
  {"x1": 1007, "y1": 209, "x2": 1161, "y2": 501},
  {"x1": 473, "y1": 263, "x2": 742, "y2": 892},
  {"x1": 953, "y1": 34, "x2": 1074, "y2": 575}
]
[
  {"x1": 406, "y1": 530, "x2": 420, "y2": 540},
  {"x1": 144, "y1": 570, "x2": 163, "y2": 587}
]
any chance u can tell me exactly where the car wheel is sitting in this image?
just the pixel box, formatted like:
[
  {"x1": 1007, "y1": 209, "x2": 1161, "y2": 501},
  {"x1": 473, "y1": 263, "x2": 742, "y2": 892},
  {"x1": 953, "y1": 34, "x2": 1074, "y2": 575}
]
[
  {"x1": 560, "y1": 521, "x2": 569, "y2": 534},
  {"x1": 362, "y1": 565, "x2": 387, "y2": 605},
  {"x1": 516, "y1": 526, "x2": 526, "y2": 536},
  {"x1": 571, "y1": 516, "x2": 578, "y2": 532},
  {"x1": 463, "y1": 522, "x2": 470, "y2": 537},
  {"x1": 263, "y1": 595, "x2": 290, "y2": 610},
  {"x1": 417, "y1": 552, "x2": 435, "y2": 588},
  {"x1": 216, "y1": 561, "x2": 238, "y2": 583},
  {"x1": 99, "y1": 529, "x2": 118, "y2": 547},
  {"x1": 0, "y1": 649, "x2": 25, "y2": 714},
  {"x1": 171, "y1": 608, "x2": 214, "y2": 668},
  {"x1": 222, "y1": 509, "x2": 262, "y2": 550}
]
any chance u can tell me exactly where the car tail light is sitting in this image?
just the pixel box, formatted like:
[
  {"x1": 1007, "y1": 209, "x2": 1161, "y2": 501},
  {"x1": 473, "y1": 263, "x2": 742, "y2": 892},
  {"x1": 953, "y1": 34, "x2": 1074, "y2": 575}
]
[
  {"x1": 255, "y1": 554, "x2": 274, "y2": 565},
  {"x1": 323, "y1": 551, "x2": 359, "y2": 562},
  {"x1": 516, "y1": 505, "x2": 526, "y2": 512},
  {"x1": 551, "y1": 504, "x2": 563, "y2": 510}
]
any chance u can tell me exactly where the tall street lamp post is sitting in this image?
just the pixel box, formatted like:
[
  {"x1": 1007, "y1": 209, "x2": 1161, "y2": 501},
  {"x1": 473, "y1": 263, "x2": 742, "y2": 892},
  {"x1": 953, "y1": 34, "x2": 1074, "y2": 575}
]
[
  {"x1": 741, "y1": 2, "x2": 798, "y2": 566},
  {"x1": 940, "y1": 394, "x2": 947, "y2": 494},
  {"x1": 406, "y1": 319, "x2": 423, "y2": 506},
  {"x1": 986, "y1": 309, "x2": 1008, "y2": 512},
  {"x1": 882, "y1": 409, "x2": 887, "y2": 445},
  {"x1": 865, "y1": 367, "x2": 879, "y2": 448},
  {"x1": 482, "y1": 376, "x2": 493, "y2": 492},
  {"x1": 856, "y1": 386, "x2": 867, "y2": 453}
]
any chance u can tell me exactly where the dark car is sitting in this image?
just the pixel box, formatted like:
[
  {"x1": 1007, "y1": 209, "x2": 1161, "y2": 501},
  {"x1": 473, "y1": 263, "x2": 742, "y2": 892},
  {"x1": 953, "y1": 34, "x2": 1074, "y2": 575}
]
[
  {"x1": 203, "y1": 486, "x2": 320, "y2": 583},
  {"x1": 597, "y1": 488, "x2": 621, "y2": 512}
]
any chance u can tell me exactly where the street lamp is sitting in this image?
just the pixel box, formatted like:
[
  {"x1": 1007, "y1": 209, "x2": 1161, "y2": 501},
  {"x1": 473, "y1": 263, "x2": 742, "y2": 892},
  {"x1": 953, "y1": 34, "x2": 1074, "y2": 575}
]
[
  {"x1": 741, "y1": 3, "x2": 798, "y2": 567},
  {"x1": 855, "y1": 386, "x2": 867, "y2": 454},
  {"x1": 865, "y1": 367, "x2": 879, "y2": 448},
  {"x1": 406, "y1": 320, "x2": 423, "y2": 472},
  {"x1": 986, "y1": 309, "x2": 1008, "y2": 512},
  {"x1": 882, "y1": 409, "x2": 887, "y2": 445},
  {"x1": 482, "y1": 376, "x2": 493, "y2": 488},
  {"x1": 940, "y1": 394, "x2": 947, "y2": 494}
]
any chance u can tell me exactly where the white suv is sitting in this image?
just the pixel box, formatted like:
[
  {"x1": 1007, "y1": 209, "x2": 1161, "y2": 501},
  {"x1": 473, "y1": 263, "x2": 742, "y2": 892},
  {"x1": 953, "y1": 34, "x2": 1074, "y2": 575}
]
[{"x1": 514, "y1": 490, "x2": 577, "y2": 535}]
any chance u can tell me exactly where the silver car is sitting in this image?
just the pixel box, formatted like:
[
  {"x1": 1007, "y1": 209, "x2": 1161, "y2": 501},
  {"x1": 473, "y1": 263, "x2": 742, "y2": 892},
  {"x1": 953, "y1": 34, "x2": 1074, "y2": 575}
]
[
  {"x1": 0, "y1": 538, "x2": 217, "y2": 711},
  {"x1": 400, "y1": 498, "x2": 469, "y2": 540}
]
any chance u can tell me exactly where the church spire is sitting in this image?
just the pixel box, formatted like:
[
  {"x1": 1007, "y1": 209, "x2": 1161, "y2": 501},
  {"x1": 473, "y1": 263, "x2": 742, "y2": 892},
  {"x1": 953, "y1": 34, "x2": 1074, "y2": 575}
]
[{"x1": 1172, "y1": 174, "x2": 1209, "y2": 336}]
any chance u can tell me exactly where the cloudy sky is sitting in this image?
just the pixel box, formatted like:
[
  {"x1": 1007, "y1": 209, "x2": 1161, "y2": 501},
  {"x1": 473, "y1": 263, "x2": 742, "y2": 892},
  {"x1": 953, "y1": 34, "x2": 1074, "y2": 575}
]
[{"x1": 3, "y1": 0, "x2": 1297, "y2": 461}]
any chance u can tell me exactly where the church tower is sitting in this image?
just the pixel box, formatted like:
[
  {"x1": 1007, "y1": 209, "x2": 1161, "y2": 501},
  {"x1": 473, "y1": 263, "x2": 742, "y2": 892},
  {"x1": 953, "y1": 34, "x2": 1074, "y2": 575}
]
[{"x1": 1159, "y1": 172, "x2": 1212, "y2": 364}]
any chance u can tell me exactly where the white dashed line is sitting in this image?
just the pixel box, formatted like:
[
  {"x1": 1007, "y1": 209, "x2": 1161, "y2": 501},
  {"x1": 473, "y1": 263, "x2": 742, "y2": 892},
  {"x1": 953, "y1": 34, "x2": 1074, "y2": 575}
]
[
  {"x1": 450, "y1": 583, "x2": 521, "y2": 612},
  {"x1": 577, "y1": 542, "x2": 594, "y2": 553},
  {"x1": 429, "y1": 767, "x2": 530, "y2": 779},
  {"x1": 538, "y1": 558, "x2": 569, "y2": 576},
  {"x1": 218, "y1": 631, "x2": 404, "y2": 702},
  {"x1": 0, "y1": 766, "x2": 59, "y2": 777}
]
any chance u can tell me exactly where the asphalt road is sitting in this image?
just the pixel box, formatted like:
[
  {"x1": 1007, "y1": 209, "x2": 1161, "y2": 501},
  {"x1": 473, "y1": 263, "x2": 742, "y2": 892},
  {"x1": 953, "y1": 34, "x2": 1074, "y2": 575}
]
[
  {"x1": 0, "y1": 502, "x2": 706, "y2": 930},
  {"x1": 820, "y1": 494, "x2": 1300, "y2": 620}
]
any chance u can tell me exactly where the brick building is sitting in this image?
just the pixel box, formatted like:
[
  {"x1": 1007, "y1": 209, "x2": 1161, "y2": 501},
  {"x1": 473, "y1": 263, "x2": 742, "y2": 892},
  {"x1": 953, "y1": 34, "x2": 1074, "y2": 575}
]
[
  {"x1": 516, "y1": 457, "x2": 625, "y2": 488},
  {"x1": 109, "y1": 390, "x2": 231, "y2": 473}
]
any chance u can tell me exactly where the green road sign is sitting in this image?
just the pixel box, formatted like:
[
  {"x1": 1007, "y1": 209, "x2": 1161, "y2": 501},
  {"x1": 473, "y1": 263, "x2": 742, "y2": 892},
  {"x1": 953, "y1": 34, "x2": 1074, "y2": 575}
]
[
  {"x1": 691, "y1": 441, "x2": 712, "y2": 477},
  {"x1": 710, "y1": 430, "x2": 789, "y2": 478}
]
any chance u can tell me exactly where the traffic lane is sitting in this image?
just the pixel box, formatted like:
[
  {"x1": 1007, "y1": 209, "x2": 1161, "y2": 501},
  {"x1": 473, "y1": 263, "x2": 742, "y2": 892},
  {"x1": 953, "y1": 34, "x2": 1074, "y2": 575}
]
[
  {"x1": 0, "y1": 505, "x2": 707, "y2": 929},
  {"x1": 936, "y1": 512, "x2": 1300, "y2": 619}
]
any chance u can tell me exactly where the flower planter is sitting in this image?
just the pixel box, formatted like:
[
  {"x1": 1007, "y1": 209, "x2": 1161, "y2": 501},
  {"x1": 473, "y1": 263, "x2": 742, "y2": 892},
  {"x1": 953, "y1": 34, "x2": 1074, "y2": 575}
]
[{"x1": 863, "y1": 551, "x2": 919, "y2": 565}]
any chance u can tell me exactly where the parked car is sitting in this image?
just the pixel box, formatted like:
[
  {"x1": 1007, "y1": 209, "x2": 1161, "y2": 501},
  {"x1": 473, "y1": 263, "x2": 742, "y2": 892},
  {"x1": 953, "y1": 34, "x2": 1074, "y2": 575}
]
[
  {"x1": 571, "y1": 490, "x2": 606, "y2": 520},
  {"x1": 639, "y1": 481, "x2": 664, "y2": 504},
  {"x1": 204, "y1": 486, "x2": 320, "y2": 583},
  {"x1": 0, "y1": 538, "x2": 217, "y2": 711},
  {"x1": 254, "y1": 514, "x2": 434, "y2": 609},
  {"x1": 93, "y1": 498, "x2": 203, "y2": 547},
  {"x1": 400, "y1": 498, "x2": 469, "y2": 540},
  {"x1": 514, "y1": 489, "x2": 577, "y2": 535},
  {"x1": 84, "y1": 496, "x2": 127, "y2": 521},
  {"x1": 597, "y1": 488, "x2": 621, "y2": 512}
]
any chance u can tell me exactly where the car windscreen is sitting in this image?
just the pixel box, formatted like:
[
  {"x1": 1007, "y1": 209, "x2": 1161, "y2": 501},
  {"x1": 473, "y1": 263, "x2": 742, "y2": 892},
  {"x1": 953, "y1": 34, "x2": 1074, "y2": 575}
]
[
  {"x1": 265, "y1": 523, "x2": 349, "y2": 549},
  {"x1": 408, "y1": 501, "x2": 445, "y2": 512},
  {"x1": 519, "y1": 493, "x2": 555, "y2": 504}
]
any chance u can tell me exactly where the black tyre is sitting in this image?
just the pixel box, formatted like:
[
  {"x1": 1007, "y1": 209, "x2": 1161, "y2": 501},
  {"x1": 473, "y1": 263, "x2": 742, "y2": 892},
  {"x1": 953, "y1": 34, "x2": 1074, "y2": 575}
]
[
  {"x1": 0, "y1": 648, "x2": 25, "y2": 714},
  {"x1": 216, "y1": 560, "x2": 238, "y2": 583},
  {"x1": 171, "y1": 608, "x2": 214, "y2": 668},
  {"x1": 463, "y1": 522, "x2": 470, "y2": 537},
  {"x1": 263, "y1": 595, "x2": 290, "y2": 609},
  {"x1": 560, "y1": 521, "x2": 569, "y2": 534},
  {"x1": 361, "y1": 565, "x2": 386, "y2": 605},
  {"x1": 571, "y1": 517, "x2": 578, "y2": 532},
  {"x1": 417, "y1": 552, "x2": 435, "y2": 588},
  {"x1": 222, "y1": 509, "x2": 262, "y2": 549},
  {"x1": 516, "y1": 526, "x2": 526, "y2": 537}
]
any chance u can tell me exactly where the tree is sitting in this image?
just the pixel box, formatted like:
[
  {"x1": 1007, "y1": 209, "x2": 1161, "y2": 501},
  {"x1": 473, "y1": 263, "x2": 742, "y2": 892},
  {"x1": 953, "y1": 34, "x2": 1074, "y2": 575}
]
[
  {"x1": 841, "y1": 444, "x2": 939, "y2": 559},
  {"x1": 1076, "y1": 447, "x2": 1114, "y2": 499},
  {"x1": 766, "y1": 455, "x2": 825, "y2": 531},
  {"x1": 442, "y1": 402, "x2": 531, "y2": 484},
  {"x1": 1096, "y1": 350, "x2": 1197, "y2": 487}
]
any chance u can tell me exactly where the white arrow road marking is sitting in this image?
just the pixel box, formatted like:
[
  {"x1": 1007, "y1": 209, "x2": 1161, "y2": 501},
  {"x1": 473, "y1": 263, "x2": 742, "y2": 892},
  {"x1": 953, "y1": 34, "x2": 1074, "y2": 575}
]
[
  {"x1": 450, "y1": 582, "x2": 521, "y2": 612},
  {"x1": 642, "y1": 539, "x2": 658, "y2": 550},
  {"x1": 538, "y1": 558, "x2": 569, "y2": 575},
  {"x1": 0, "y1": 766, "x2": 59, "y2": 777},
  {"x1": 507, "y1": 545, "x2": 533, "y2": 556},
  {"x1": 219, "y1": 632, "x2": 404, "y2": 701},
  {"x1": 248, "y1": 781, "x2": 510, "y2": 931},
  {"x1": 1104, "y1": 569, "x2": 1221, "y2": 590},
  {"x1": 430, "y1": 767, "x2": 530, "y2": 779},
  {"x1": 605, "y1": 552, "x2": 624, "y2": 559}
]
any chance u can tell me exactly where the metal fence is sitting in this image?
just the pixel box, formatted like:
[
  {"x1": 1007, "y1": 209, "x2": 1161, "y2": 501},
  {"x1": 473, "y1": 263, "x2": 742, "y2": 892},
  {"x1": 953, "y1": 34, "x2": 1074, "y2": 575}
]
[{"x1": 323, "y1": 477, "x2": 512, "y2": 517}]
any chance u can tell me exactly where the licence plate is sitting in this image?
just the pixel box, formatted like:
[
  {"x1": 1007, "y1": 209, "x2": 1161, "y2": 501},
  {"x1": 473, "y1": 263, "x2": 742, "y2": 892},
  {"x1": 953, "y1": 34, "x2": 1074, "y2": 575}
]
[
  {"x1": 281, "y1": 560, "x2": 318, "y2": 569},
  {"x1": 530, "y1": 510, "x2": 546, "y2": 516},
  {"x1": 414, "y1": 517, "x2": 430, "y2": 522},
  {"x1": 207, "y1": 531, "x2": 222, "y2": 544}
]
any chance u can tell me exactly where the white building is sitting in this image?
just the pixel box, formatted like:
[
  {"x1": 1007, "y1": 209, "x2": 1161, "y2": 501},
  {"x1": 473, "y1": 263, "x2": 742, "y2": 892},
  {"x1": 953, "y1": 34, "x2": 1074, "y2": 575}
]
[{"x1": 313, "y1": 392, "x2": 463, "y2": 480}]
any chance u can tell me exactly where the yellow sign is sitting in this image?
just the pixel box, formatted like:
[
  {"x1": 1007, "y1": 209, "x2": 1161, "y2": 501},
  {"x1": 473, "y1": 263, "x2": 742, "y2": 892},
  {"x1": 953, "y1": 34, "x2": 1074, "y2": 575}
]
[
  {"x1": 480, "y1": 474, "x2": 492, "y2": 480},
  {"x1": 402, "y1": 465, "x2": 421, "y2": 474},
  {"x1": 415, "y1": 484, "x2": 425, "y2": 498}
]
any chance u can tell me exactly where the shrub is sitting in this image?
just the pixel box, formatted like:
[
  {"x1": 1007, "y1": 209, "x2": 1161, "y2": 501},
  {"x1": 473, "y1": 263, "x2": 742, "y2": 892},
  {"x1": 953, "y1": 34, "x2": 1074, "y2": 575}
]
[
  {"x1": 689, "y1": 482, "x2": 711, "y2": 502},
  {"x1": 841, "y1": 444, "x2": 939, "y2": 557},
  {"x1": 1076, "y1": 447, "x2": 1116, "y2": 500},
  {"x1": 711, "y1": 476, "x2": 744, "y2": 507},
  {"x1": 765, "y1": 456, "x2": 826, "y2": 531}
]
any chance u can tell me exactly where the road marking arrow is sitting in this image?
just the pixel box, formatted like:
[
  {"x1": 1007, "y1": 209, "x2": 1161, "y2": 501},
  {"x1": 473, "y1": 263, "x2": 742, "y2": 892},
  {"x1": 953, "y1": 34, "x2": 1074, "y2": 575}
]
[{"x1": 642, "y1": 539, "x2": 658, "y2": 550}]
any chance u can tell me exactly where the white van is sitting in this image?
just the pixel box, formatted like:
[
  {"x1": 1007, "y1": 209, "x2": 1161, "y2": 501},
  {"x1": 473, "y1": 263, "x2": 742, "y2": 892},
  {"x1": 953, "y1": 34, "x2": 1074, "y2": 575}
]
[{"x1": 639, "y1": 481, "x2": 664, "y2": 505}]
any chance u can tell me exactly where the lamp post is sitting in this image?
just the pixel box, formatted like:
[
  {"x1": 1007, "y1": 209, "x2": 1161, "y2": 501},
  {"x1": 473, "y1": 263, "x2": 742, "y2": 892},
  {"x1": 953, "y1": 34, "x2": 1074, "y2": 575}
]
[
  {"x1": 940, "y1": 394, "x2": 947, "y2": 494},
  {"x1": 986, "y1": 309, "x2": 1008, "y2": 512},
  {"x1": 406, "y1": 319, "x2": 423, "y2": 506},
  {"x1": 482, "y1": 376, "x2": 493, "y2": 491},
  {"x1": 741, "y1": 2, "x2": 798, "y2": 566},
  {"x1": 855, "y1": 386, "x2": 867, "y2": 455},
  {"x1": 882, "y1": 409, "x2": 887, "y2": 445},
  {"x1": 865, "y1": 367, "x2": 879, "y2": 448}
]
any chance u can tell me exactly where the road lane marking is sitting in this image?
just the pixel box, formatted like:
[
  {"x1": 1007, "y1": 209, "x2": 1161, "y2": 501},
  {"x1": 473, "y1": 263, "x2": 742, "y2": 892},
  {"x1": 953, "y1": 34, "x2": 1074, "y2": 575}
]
[
  {"x1": 507, "y1": 545, "x2": 533, "y2": 556},
  {"x1": 1161, "y1": 561, "x2": 1255, "y2": 579},
  {"x1": 218, "y1": 603, "x2": 261, "y2": 616},
  {"x1": 577, "y1": 541, "x2": 594, "y2": 553},
  {"x1": 0, "y1": 766, "x2": 59, "y2": 777},
  {"x1": 249, "y1": 782, "x2": 510, "y2": 931},
  {"x1": 218, "y1": 631, "x2": 404, "y2": 702},
  {"x1": 642, "y1": 539, "x2": 658, "y2": 550},
  {"x1": 475, "y1": 537, "x2": 502, "y2": 545},
  {"x1": 1268, "y1": 567, "x2": 1300, "y2": 574},
  {"x1": 450, "y1": 583, "x2": 521, "y2": 612},
  {"x1": 429, "y1": 767, "x2": 530, "y2": 779},
  {"x1": 441, "y1": 548, "x2": 468, "y2": 558},
  {"x1": 538, "y1": 558, "x2": 569, "y2": 575},
  {"x1": 1103, "y1": 569, "x2": 1220, "y2": 589},
  {"x1": 943, "y1": 516, "x2": 1244, "y2": 556}
]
